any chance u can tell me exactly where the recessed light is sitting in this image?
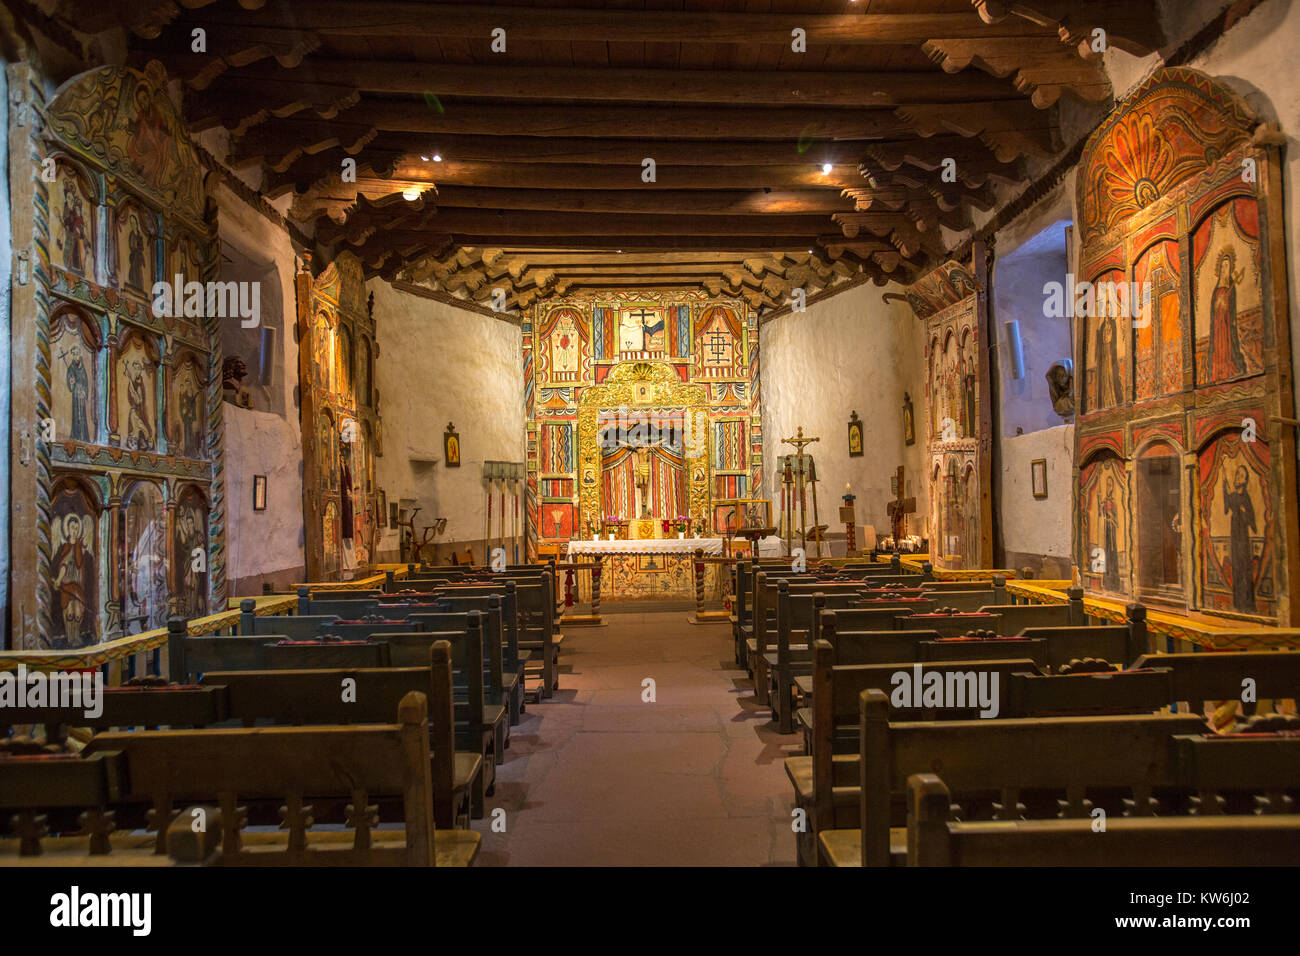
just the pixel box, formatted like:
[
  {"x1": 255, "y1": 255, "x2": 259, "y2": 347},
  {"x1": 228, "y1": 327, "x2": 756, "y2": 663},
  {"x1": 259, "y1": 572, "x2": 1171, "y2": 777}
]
[
  {"x1": 402, "y1": 186, "x2": 421, "y2": 201},
  {"x1": 420, "y1": 155, "x2": 429, "y2": 162},
  {"x1": 432, "y1": 154, "x2": 443, "y2": 162},
  {"x1": 821, "y1": 163, "x2": 833, "y2": 174}
]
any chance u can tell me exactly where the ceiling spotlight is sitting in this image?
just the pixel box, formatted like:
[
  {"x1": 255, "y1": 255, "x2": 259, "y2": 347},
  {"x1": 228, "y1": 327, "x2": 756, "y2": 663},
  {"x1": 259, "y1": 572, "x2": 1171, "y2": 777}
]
[
  {"x1": 402, "y1": 186, "x2": 421, "y2": 201},
  {"x1": 821, "y1": 163, "x2": 833, "y2": 174},
  {"x1": 420, "y1": 154, "x2": 429, "y2": 161},
  {"x1": 432, "y1": 154, "x2": 443, "y2": 162}
]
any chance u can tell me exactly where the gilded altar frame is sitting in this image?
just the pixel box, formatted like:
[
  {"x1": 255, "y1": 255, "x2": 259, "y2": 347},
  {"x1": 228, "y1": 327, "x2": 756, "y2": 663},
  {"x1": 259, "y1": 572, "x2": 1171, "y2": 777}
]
[{"x1": 575, "y1": 361, "x2": 711, "y2": 534}]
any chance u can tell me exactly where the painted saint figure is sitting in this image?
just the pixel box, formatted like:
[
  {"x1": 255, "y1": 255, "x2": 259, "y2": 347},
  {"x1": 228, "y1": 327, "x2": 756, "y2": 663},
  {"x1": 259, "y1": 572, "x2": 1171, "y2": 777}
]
[
  {"x1": 1095, "y1": 316, "x2": 1123, "y2": 409},
  {"x1": 174, "y1": 506, "x2": 206, "y2": 618},
  {"x1": 59, "y1": 179, "x2": 90, "y2": 273},
  {"x1": 127, "y1": 217, "x2": 147, "y2": 288},
  {"x1": 124, "y1": 358, "x2": 154, "y2": 450},
  {"x1": 1100, "y1": 475, "x2": 1121, "y2": 593},
  {"x1": 179, "y1": 381, "x2": 200, "y2": 457},
  {"x1": 1208, "y1": 249, "x2": 1247, "y2": 381},
  {"x1": 52, "y1": 513, "x2": 94, "y2": 647},
  {"x1": 66, "y1": 351, "x2": 90, "y2": 441},
  {"x1": 1223, "y1": 465, "x2": 1257, "y2": 613}
]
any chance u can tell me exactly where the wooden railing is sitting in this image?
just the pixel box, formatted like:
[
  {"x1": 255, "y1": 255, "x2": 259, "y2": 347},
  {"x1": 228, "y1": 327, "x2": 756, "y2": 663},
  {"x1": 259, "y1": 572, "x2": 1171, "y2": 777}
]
[{"x1": 0, "y1": 566, "x2": 413, "y2": 678}]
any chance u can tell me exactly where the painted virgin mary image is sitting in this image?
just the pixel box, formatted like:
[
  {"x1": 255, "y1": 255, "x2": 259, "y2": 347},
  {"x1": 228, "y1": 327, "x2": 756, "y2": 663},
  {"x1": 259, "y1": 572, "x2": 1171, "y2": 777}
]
[
  {"x1": 1223, "y1": 464, "x2": 1257, "y2": 613},
  {"x1": 1094, "y1": 316, "x2": 1123, "y2": 409},
  {"x1": 1100, "y1": 475, "x2": 1121, "y2": 592},
  {"x1": 1208, "y1": 249, "x2": 1247, "y2": 382}
]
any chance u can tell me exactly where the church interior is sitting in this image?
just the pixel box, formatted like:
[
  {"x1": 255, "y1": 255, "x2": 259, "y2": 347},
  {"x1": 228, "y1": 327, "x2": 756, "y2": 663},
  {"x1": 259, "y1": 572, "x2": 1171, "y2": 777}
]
[{"x1": 3, "y1": 0, "x2": 1300, "y2": 882}]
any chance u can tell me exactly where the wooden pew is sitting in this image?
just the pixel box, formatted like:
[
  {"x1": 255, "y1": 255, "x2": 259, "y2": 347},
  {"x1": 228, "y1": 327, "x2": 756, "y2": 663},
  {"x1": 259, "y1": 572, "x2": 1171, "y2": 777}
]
[
  {"x1": 70, "y1": 691, "x2": 480, "y2": 866},
  {"x1": 199, "y1": 642, "x2": 481, "y2": 829},
  {"x1": 785, "y1": 638, "x2": 1040, "y2": 866},
  {"x1": 1172, "y1": 726, "x2": 1300, "y2": 814},
  {"x1": 177, "y1": 634, "x2": 390, "y2": 677},
  {"x1": 422, "y1": 592, "x2": 524, "y2": 725},
  {"x1": 238, "y1": 602, "x2": 340, "y2": 640},
  {"x1": 1132, "y1": 650, "x2": 1300, "y2": 719},
  {"x1": 0, "y1": 683, "x2": 229, "y2": 740},
  {"x1": 411, "y1": 610, "x2": 513, "y2": 753},
  {"x1": 367, "y1": 622, "x2": 497, "y2": 810},
  {"x1": 0, "y1": 751, "x2": 131, "y2": 858},
  {"x1": 1007, "y1": 665, "x2": 1176, "y2": 717},
  {"x1": 433, "y1": 575, "x2": 558, "y2": 699},
  {"x1": 817, "y1": 689, "x2": 1207, "y2": 866},
  {"x1": 905, "y1": 773, "x2": 1300, "y2": 866},
  {"x1": 899, "y1": 611, "x2": 1003, "y2": 638}
]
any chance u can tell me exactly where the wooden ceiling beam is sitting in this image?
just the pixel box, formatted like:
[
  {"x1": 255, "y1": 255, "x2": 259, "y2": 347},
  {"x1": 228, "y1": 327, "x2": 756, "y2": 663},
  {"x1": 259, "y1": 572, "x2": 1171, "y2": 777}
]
[
  {"x1": 171, "y1": 59, "x2": 1020, "y2": 107},
  {"x1": 922, "y1": 36, "x2": 1110, "y2": 107},
  {"x1": 273, "y1": 162, "x2": 866, "y2": 210},
  {"x1": 225, "y1": 101, "x2": 927, "y2": 147},
  {"x1": 326, "y1": 211, "x2": 841, "y2": 242},
  {"x1": 171, "y1": 3, "x2": 1058, "y2": 44},
  {"x1": 236, "y1": 131, "x2": 878, "y2": 171},
  {"x1": 397, "y1": 186, "x2": 856, "y2": 216},
  {"x1": 971, "y1": 1, "x2": 1164, "y2": 57}
]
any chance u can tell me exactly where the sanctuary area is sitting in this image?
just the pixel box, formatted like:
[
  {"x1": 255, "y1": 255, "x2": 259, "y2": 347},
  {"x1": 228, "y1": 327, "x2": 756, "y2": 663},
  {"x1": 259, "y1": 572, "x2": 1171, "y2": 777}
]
[{"x1": 1, "y1": 0, "x2": 1299, "y2": 881}]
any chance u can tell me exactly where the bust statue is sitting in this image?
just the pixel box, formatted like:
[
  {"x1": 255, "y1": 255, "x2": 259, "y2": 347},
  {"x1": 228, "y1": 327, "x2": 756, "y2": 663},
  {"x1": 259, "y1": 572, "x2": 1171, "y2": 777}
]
[
  {"x1": 222, "y1": 356, "x2": 252, "y2": 409},
  {"x1": 1046, "y1": 359, "x2": 1074, "y2": 420}
]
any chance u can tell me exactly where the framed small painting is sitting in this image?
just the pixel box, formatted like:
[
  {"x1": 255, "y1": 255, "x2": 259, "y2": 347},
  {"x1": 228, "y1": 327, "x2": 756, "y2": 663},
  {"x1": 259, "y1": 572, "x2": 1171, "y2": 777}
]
[
  {"x1": 903, "y1": 393, "x2": 916, "y2": 446},
  {"x1": 444, "y1": 422, "x2": 461, "y2": 467},
  {"x1": 847, "y1": 411, "x2": 863, "y2": 458},
  {"x1": 1031, "y1": 458, "x2": 1048, "y2": 499},
  {"x1": 252, "y1": 474, "x2": 267, "y2": 511}
]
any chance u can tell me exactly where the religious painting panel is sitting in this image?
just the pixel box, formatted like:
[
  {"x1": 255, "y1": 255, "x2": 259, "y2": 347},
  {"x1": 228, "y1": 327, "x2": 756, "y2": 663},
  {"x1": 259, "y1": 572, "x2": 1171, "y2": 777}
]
[
  {"x1": 172, "y1": 485, "x2": 209, "y2": 620},
  {"x1": 695, "y1": 305, "x2": 743, "y2": 379},
  {"x1": 1084, "y1": 268, "x2": 1129, "y2": 413},
  {"x1": 50, "y1": 478, "x2": 100, "y2": 649},
  {"x1": 336, "y1": 324, "x2": 354, "y2": 397},
  {"x1": 618, "y1": 304, "x2": 666, "y2": 358},
  {"x1": 313, "y1": 310, "x2": 334, "y2": 392},
  {"x1": 540, "y1": 501, "x2": 575, "y2": 541},
  {"x1": 169, "y1": 232, "x2": 204, "y2": 288},
  {"x1": 1133, "y1": 240, "x2": 1184, "y2": 402},
  {"x1": 358, "y1": 336, "x2": 373, "y2": 406},
  {"x1": 114, "y1": 328, "x2": 159, "y2": 451},
  {"x1": 322, "y1": 501, "x2": 340, "y2": 575},
  {"x1": 1134, "y1": 440, "x2": 1185, "y2": 604},
  {"x1": 1198, "y1": 431, "x2": 1274, "y2": 618},
  {"x1": 318, "y1": 410, "x2": 338, "y2": 491},
  {"x1": 538, "y1": 306, "x2": 589, "y2": 386},
  {"x1": 1192, "y1": 198, "x2": 1264, "y2": 386},
  {"x1": 50, "y1": 308, "x2": 99, "y2": 444},
  {"x1": 540, "y1": 422, "x2": 574, "y2": 474},
  {"x1": 115, "y1": 200, "x2": 156, "y2": 294},
  {"x1": 121, "y1": 480, "x2": 168, "y2": 633},
  {"x1": 51, "y1": 162, "x2": 96, "y2": 278},
  {"x1": 167, "y1": 354, "x2": 206, "y2": 459},
  {"x1": 1080, "y1": 454, "x2": 1129, "y2": 597}
]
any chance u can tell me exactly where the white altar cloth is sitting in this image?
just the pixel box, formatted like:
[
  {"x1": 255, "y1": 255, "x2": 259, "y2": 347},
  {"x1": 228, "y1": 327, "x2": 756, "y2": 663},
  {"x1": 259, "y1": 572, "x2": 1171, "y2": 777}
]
[{"x1": 567, "y1": 537, "x2": 724, "y2": 557}]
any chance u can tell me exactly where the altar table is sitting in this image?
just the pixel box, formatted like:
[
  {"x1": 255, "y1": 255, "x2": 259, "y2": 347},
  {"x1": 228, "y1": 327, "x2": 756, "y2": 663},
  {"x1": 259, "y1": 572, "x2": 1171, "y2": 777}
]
[{"x1": 566, "y1": 537, "x2": 724, "y2": 601}]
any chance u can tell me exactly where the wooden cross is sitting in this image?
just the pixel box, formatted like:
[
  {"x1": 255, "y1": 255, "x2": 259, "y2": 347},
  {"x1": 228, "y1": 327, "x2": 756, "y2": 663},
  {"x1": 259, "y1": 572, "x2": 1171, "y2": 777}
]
[{"x1": 886, "y1": 465, "x2": 916, "y2": 545}]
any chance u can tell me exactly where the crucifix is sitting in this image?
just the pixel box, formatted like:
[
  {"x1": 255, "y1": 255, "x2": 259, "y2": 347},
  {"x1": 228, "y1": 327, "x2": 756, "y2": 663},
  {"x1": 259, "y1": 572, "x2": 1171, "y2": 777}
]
[
  {"x1": 781, "y1": 426, "x2": 821, "y2": 558},
  {"x1": 886, "y1": 465, "x2": 916, "y2": 549},
  {"x1": 634, "y1": 445, "x2": 652, "y2": 517}
]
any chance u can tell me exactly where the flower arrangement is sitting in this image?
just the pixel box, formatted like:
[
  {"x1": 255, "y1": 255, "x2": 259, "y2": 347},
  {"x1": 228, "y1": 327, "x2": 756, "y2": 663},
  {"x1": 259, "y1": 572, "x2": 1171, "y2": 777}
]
[{"x1": 673, "y1": 515, "x2": 688, "y2": 533}]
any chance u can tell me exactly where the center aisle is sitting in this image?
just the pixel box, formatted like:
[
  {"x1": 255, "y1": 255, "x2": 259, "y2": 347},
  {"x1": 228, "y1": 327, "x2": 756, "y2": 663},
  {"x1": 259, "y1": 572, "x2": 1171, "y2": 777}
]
[{"x1": 475, "y1": 609, "x2": 799, "y2": 866}]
